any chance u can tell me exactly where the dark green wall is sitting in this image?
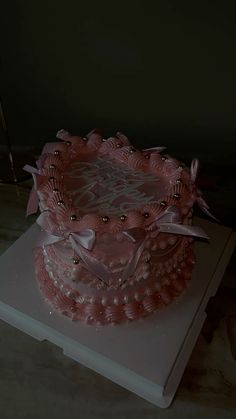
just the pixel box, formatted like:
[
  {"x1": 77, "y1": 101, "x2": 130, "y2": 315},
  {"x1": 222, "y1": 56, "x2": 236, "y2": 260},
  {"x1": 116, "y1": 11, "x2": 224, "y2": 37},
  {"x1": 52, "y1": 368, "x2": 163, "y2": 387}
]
[{"x1": 1, "y1": 1, "x2": 236, "y2": 164}]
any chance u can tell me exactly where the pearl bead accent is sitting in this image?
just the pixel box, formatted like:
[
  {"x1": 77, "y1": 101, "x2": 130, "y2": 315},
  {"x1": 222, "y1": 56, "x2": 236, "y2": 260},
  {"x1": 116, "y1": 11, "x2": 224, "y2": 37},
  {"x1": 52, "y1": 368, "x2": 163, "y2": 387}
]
[
  {"x1": 116, "y1": 143, "x2": 122, "y2": 148},
  {"x1": 161, "y1": 155, "x2": 167, "y2": 161},
  {"x1": 53, "y1": 188, "x2": 59, "y2": 193},
  {"x1": 66, "y1": 140, "x2": 72, "y2": 145},
  {"x1": 54, "y1": 150, "x2": 60, "y2": 155},
  {"x1": 73, "y1": 258, "x2": 79, "y2": 264},
  {"x1": 49, "y1": 176, "x2": 55, "y2": 181},
  {"x1": 83, "y1": 137, "x2": 88, "y2": 141},
  {"x1": 113, "y1": 297, "x2": 119, "y2": 305},
  {"x1": 176, "y1": 178, "x2": 183, "y2": 184},
  {"x1": 173, "y1": 192, "x2": 181, "y2": 199},
  {"x1": 49, "y1": 164, "x2": 56, "y2": 169},
  {"x1": 57, "y1": 200, "x2": 64, "y2": 206},
  {"x1": 160, "y1": 200, "x2": 167, "y2": 207},
  {"x1": 129, "y1": 147, "x2": 136, "y2": 153},
  {"x1": 120, "y1": 214, "x2": 126, "y2": 221},
  {"x1": 123, "y1": 295, "x2": 130, "y2": 303},
  {"x1": 102, "y1": 216, "x2": 109, "y2": 223},
  {"x1": 143, "y1": 212, "x2": 150, "y2": 218},
  {"x1": 70, "y1": 214, "x2": 77, "y2": 221}
]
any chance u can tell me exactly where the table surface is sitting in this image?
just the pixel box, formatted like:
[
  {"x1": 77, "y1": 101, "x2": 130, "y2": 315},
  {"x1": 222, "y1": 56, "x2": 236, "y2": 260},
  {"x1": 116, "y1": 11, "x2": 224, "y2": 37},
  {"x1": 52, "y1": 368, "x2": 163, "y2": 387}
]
[{"x1": 0, "y1": 178, "x2": 236, "y2": 419}]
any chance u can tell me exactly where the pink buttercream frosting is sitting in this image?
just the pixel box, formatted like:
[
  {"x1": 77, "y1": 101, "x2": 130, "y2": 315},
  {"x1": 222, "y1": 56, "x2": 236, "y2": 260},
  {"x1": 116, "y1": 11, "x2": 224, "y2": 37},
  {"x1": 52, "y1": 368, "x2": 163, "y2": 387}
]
[{"x1": 26, "y1": 128, "x2": 209, "y2": 325}]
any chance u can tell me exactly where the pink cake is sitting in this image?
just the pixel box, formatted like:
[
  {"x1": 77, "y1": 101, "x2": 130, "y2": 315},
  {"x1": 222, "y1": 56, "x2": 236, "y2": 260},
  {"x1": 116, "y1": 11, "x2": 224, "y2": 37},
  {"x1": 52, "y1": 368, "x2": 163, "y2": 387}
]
[{"x1": 24, "y1": 129, "x2": 214, "y2": 325}]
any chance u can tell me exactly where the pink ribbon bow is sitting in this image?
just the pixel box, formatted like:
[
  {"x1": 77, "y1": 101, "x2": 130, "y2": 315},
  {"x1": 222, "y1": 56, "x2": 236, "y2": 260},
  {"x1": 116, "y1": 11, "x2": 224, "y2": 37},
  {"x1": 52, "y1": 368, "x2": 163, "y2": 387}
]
[
  {"x1": 37, "y1": 211, "x2": 136, "y2": 286},
  {"x1": 147, "y1": 205, "x2": 209, "y2": 238},
  {"x1": 36, "y1": 212, "x2": 113, "y2": 284},
  {"x1": 190, "y1": 159, "x2": 219, "y2": 222},
  {"x1": 24, "y1": 142, "x2": 63, "y2": 216},
  {"x1": 23, "y1": 164, "x2": 42, "y2": 216},
  {"x1": 120, "y1": 205, "x2": 208, "y2": 285}
]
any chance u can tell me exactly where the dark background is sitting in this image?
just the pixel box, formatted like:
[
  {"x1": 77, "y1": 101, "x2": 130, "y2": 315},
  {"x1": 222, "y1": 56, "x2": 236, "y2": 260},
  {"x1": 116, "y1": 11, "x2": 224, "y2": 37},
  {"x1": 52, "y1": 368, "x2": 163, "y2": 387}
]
[{"x1": 1, "y1": 1, "x2": 236, "y2": 167}]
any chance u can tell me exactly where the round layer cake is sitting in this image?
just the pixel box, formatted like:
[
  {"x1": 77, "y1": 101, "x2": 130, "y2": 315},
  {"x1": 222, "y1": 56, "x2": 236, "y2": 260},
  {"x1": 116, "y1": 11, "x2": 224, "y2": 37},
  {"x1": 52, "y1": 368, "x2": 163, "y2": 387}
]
[{"x1": 27, "y1": 129, "x2": 208, "y2": 325}]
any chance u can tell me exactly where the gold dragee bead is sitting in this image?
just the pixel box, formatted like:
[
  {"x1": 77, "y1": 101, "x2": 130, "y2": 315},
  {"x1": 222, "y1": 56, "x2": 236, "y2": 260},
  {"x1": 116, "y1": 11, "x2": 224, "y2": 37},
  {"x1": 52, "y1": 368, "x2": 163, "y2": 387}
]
[{"x1": 160, "y1": 200, "x2": 167, "y2": 207}]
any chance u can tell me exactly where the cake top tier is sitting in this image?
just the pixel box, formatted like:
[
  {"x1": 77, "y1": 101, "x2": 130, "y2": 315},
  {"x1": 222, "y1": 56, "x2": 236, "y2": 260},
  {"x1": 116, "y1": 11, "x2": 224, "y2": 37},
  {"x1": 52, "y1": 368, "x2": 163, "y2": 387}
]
[{"x1": 28, "y1": 129, "x2": 199, "y2": 234}]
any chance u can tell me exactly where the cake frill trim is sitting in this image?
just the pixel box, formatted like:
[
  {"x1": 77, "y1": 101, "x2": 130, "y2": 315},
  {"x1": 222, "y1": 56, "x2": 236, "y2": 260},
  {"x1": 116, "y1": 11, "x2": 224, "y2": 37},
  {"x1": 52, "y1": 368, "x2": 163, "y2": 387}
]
[{"x1": 23, "y1": 129, "x2": 216, "y2": 234}]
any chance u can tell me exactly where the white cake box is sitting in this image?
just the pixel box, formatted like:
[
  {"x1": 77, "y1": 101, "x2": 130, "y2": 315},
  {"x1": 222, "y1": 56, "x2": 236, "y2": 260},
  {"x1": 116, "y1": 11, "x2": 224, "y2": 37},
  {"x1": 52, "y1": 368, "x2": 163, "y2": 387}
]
[{"x1": 0, "y1": 218, "x2": 235, "y2": 408}]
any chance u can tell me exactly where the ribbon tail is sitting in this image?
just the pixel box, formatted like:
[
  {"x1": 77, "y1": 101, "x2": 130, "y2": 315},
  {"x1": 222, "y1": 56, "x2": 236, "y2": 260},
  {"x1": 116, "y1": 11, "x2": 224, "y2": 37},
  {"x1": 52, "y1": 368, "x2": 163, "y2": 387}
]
[
  {"x1": 159, "y1": 223, "x2": 209, "y2": 239},
  {"x1": 23, "y1": 164, "x2": 40, "y2": 175},
  {"x1": 197, "y1": 197, "x2": 219, "y2": 222},
  {"x1": 121, "y1": 239, "x2": 147, "y2": 283},
  {"x1": 69, "y1": 236, "x2": 111, "y2": 285},
  {"x1": 26, "y1": 186, "x2": 39, "y2": 216},
  {"x1": 190, "y1": 158, "x2": 199, "y2": 183},
  {"x1": 56, "y1": 129, "x2": 71, "y2": 140},
  {"x1": 36, "y1": 230, "x2": 64, "y2": 247}
]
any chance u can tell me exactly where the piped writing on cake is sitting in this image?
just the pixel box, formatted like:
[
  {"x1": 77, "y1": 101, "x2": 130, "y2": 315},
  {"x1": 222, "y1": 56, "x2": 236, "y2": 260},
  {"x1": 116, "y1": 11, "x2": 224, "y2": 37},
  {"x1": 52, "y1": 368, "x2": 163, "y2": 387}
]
[{"x1": 66, "y1": 157, "x2": 169, "y2": 215}]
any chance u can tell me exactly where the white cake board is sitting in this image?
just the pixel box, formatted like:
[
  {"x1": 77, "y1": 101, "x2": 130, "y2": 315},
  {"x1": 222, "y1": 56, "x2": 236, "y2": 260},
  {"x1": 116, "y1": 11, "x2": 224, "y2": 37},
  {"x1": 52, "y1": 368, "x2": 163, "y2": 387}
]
[{"x1": 0, "y1": 218, "x2": 235, "y2": 408}]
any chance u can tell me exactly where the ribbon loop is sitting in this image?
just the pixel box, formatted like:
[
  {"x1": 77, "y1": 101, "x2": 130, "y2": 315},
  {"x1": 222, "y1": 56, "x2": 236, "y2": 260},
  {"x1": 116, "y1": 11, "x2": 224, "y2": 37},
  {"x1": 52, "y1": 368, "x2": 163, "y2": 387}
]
[
  {"x1": 147, "y1": 205, "x2": 209, "y2": 239},
  {"x1": 69, "y1": 230, "x2": 96, "y2": 252},
  {"x1": 190, "y1": 158, "x2": 219, "y2": 222},
  {"x1": 23, "y1": 164, "x2": 41, "y2": 176},
  {"x1": 190, "y1": 158, "x2": 200, "y2": 183},
  {"x1": 23, "y1": 165, "x2": 41, "y2": 216}
]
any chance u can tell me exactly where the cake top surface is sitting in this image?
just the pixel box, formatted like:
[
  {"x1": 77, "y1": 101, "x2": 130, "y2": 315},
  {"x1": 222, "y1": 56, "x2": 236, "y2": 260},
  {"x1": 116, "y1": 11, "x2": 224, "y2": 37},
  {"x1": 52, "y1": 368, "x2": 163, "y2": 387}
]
[{"x1": 66, "y1": 156, "x2": 170, "y2": 216}]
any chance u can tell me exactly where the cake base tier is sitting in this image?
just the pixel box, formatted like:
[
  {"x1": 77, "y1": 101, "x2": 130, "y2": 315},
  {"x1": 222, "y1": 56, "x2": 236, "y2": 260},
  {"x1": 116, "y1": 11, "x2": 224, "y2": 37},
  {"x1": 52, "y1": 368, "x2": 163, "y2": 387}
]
[
  {"x1": 0, "y1": 220, "x2": 235, "y2": 408},
  {"x1": 35, "y1": 245, "x2": 195, "y2": 325}
]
